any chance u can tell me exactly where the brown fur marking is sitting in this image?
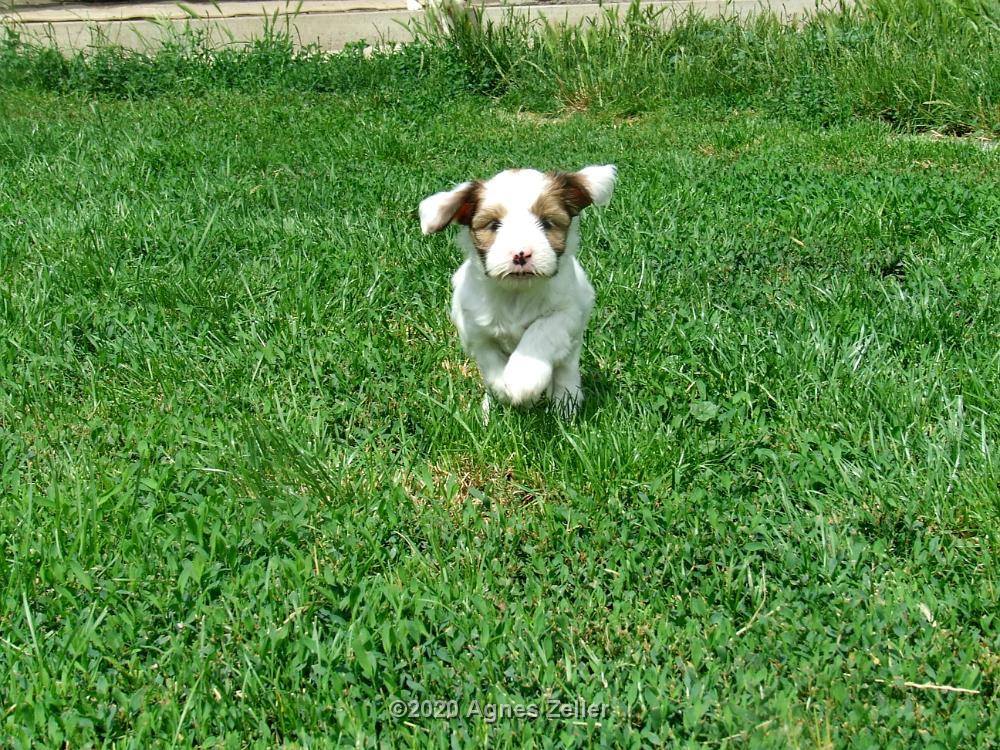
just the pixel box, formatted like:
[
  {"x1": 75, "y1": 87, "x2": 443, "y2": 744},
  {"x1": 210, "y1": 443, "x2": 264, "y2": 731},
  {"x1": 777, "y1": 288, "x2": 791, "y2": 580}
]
[
  {"x1": 451, "y1": 181, "x2": 484, "y2": 227},
  {"x1": 533, "y1": 175, "x2": 587, "y2": 254},
  {"x1": 470, "y1": 204, "x2": 507, "y2": 256},
  {"x1": 548, "y1": 171, "x2": 594, "y2": 217}
]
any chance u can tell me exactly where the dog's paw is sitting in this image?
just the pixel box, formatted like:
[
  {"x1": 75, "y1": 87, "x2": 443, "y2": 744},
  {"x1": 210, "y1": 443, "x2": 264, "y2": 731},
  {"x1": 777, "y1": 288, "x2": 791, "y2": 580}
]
[
  {"x1": 484, "y1": 375, "x2": 511, "y2": 404},
  {"x1": 503, "y1": 354, "x2": 553, "y2": 406}
]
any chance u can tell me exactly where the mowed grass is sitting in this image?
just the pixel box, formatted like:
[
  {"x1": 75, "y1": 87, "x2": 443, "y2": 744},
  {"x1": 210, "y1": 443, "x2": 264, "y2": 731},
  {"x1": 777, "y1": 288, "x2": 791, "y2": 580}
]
[{"x1": 2, "y1": 8, "x2": 1000, "y2": 748}]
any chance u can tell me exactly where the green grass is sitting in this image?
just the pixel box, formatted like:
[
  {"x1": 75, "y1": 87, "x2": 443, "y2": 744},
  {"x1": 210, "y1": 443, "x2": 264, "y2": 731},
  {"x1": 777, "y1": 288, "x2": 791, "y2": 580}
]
[
  {"x1": 4, "y1": 0, "x2": 1000, "y2": 132},
  {"x1": 2, "y1": 2, "x2": 1000, "y2": 747}
]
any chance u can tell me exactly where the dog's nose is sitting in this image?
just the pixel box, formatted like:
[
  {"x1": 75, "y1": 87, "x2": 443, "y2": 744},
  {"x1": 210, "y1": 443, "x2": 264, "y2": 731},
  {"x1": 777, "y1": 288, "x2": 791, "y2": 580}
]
[{"x1": 513, "y1": 250, "x2": 532, "y2": 267}]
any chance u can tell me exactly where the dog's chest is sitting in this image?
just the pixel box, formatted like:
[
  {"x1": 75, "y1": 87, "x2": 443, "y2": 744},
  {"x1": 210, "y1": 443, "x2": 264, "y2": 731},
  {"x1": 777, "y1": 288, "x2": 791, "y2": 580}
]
[
  {"x1": 486, "y1": 305, "x2": 539, "y2": 355},
  {"x1": 452, "y1": 261, "x2": 571, "y2": 356},
  {"x1": 491, "y1": 323, "x2": 525, "y2": 355},
  {"x1": 469, "y1": 292, "x2": 553, "y2": 355}
]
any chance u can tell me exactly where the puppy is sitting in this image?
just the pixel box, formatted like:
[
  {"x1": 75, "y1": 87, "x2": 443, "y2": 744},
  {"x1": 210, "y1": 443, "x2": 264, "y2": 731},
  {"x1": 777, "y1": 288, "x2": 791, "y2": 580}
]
[{"x1": 420, "y1": 165, "x2": 616, "y2": 418}]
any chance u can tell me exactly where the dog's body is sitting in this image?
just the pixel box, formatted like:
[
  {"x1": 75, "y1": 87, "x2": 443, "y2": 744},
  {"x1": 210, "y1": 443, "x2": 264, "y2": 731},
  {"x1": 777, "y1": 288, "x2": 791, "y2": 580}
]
[
  {"x1": 420, "y1": 166, "x2": 616, "y2": 417},
  {"x1": 449, "y1": 246, "x2": 595, "y2": 414}
]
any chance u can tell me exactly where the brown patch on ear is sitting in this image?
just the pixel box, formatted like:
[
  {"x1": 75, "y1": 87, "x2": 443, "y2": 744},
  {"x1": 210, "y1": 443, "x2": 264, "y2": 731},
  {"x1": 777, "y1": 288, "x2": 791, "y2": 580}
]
[
  {"x1": 548, "y1": 172, "x2": 594, "y2": 217},
  {"x1": 452, "y1": 181, "x2": 484, "y2": 227}
]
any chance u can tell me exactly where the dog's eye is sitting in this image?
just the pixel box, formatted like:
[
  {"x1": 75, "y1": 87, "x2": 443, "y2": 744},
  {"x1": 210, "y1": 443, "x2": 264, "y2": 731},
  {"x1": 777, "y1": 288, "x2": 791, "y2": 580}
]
[{"x1": 539, "y1": 218, "x2": 553, "y2": 231}]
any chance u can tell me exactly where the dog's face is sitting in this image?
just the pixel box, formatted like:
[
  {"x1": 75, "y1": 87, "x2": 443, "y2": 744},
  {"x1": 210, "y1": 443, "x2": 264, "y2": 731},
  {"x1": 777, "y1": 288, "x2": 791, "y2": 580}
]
[{"x1": 420, "y1": 166, "x2": 616, "y2": 284}]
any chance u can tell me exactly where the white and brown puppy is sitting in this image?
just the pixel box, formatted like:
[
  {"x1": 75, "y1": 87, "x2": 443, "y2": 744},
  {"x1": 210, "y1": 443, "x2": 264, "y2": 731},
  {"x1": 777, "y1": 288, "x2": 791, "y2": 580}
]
[{"x1": 420, "y1": 165, "x2": 616, "y2": 418}]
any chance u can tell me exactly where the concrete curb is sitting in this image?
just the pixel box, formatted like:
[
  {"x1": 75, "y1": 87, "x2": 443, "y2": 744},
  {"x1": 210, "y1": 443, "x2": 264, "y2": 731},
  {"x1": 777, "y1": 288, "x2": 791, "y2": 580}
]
[{"x1": 2, "y1": 0, "x2": 831, "y2": 52}]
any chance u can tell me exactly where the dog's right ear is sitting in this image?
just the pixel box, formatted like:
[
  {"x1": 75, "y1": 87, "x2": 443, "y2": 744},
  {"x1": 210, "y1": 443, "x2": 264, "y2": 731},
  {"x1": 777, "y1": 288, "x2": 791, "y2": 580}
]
[{"x1": 419, "y1": 181, "x2": 481, "y2": 235}]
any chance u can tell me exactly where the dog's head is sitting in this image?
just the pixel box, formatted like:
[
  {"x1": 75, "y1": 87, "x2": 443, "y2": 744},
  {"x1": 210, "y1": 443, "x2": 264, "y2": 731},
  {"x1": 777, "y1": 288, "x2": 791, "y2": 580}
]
[{"x1": 419, "y1": 166, "x2": 616, "y2": 284}]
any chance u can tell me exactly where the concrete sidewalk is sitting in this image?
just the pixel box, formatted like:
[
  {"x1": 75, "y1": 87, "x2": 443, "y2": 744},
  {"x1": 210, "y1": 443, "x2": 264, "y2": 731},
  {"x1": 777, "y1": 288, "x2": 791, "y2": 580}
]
[{"x1": 2, "y1": 0, "x2": 828, "y2": 52}]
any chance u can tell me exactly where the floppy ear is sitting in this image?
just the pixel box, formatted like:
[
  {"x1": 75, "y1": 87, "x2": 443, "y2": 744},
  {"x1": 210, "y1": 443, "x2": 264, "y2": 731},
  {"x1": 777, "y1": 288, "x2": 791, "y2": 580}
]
[
  {"x1": 575, "y1": 164, "x2": 616, "y2": 206},
  {"x1": 553, "y1": 164, "x2": 617, "y2": 216},
  {"x1": 419, "y1": 181, "x2": 481, "y2": 235}
]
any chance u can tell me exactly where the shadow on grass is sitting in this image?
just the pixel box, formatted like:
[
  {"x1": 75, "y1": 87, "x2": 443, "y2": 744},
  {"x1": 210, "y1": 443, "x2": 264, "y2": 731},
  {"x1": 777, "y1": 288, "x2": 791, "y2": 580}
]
[{"x1": 580, "y1": 365, "x2": 619, "y2": 419}]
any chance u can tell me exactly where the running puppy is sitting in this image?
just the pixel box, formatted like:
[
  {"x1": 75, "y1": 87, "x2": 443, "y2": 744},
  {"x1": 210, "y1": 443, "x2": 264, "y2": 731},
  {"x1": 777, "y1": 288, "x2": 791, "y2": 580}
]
[{"x1": 419, "y1": 165, "x2": 616, "y2": 418}]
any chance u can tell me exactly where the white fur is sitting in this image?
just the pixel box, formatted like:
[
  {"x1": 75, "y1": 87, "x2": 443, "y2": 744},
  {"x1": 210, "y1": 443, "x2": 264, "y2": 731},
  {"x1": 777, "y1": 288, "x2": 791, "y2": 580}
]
[
  {"x1": 577, "y1": 165, "x2": 617, "y2": 206},
  {"x1": 419, "y1": 180, "x2": 473, "y2": 235},
  {"x1": 421, "y1": 166, "x2": 616, "y2": 418}
]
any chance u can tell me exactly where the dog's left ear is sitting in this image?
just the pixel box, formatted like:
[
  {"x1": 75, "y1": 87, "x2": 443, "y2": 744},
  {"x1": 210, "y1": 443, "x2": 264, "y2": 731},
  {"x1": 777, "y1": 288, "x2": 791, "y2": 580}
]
[
  {"x1": 575, "y1": 165, "x2": 617, "y2": 206},
  {"x1": 419, "y1": 181, "x2": 481, "y2": 235},
  {"x1": 556, "y1": 165, "x2": 617, "y2": 215}
]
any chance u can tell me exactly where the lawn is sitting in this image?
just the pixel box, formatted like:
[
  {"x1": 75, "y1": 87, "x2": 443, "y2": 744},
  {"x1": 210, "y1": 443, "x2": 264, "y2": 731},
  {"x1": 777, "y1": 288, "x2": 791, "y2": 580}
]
[{"x1": 1, "y1": 3, "x2": 999, "y2": 747}]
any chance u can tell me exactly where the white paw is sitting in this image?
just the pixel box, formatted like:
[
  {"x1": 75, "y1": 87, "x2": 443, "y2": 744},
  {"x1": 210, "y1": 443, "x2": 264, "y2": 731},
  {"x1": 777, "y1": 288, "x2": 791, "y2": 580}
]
[
  {"x1": 503, "y1": 354, "x2": 553, "y2": 406},
  {"x1": 485, "y1": 375, "x2": 510, "y2": 404}
]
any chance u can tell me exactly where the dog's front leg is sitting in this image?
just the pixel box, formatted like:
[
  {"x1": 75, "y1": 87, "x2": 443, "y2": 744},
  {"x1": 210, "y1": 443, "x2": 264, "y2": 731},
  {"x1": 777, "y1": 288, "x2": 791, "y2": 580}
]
[
  {"x1": 468, "y1": 340, "x2": 510, "y2": 402},
  {"x1": 469, "y1": 342, "x2": 511, "y2": 424},
  {"x1": 550, "y1": 345, "x2": 583, "y2": 416},
  {"x1": 504, "y1": 312, "x2": 580, "y2": 407}
]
